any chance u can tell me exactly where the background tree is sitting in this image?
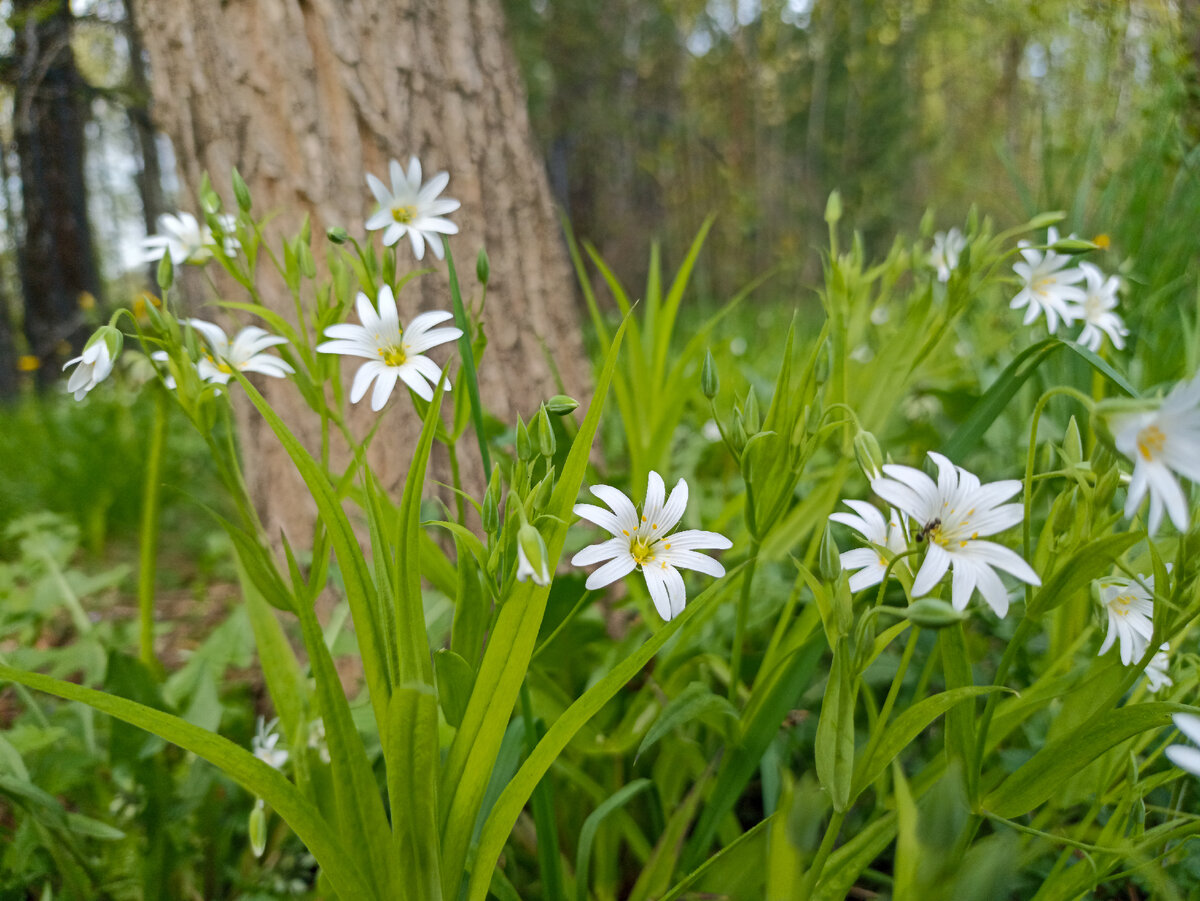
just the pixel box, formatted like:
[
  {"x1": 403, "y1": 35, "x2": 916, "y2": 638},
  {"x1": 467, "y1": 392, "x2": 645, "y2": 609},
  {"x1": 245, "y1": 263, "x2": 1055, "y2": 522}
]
[{"x1": 130, "y1": 0, "x2": 589, "y2": 539}]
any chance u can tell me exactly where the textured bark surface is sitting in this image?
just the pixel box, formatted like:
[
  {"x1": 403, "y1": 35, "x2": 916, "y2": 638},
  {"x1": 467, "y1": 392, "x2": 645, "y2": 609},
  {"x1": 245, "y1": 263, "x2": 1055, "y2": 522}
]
[{"x1": 132, "y1": 0, "x2": 587, "y2": 540}]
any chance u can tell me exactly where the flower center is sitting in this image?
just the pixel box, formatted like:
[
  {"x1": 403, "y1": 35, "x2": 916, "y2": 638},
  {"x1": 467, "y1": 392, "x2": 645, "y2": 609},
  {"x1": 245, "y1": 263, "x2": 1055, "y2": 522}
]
[
  {"x1": 1033, "y1": 276, "x2": 1054, "y2": 295},
  {"x1": 391, "y1": 205, "x2": 416, "y2": 224},
  {"x1": 630, "y1": 538, "x2": 656, "y2": 566},
  {"x1": 380, "y1": 345, "x2": 407, "y2": 367},
  {"x1": 217, "y1": 360, "x2": 234, "y2": 374},
  {"x1": 1136, "y1": 425, "x2": 1166, "y2": 461},
  {"x1": 1112, "y1": 594, "x2": 1134, "y2": 615}
]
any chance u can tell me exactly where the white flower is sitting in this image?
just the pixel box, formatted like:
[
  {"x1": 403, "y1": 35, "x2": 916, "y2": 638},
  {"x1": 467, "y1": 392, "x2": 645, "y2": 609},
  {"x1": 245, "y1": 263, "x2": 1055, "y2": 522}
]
[
  {"x1": 1166, "y1": 713, "x2": 1200, "y2": 777},
  {"x1": 828, "y1": 500, "x2": 908, "y2": 593},
  {"x1": 1144, "y1": 643, "x2": 1172, "y2": 693},
  {"x1": 1011, "y1": 227, "x2": 1086, "y2": 334},
  {"x1": 931, "y1": 228, "x2": 966, "y2": 282},
  {"x1": 316, "y1": 285, "x2": 461, "y2": 410},
  {"x1": 63, "y1": 337, "x2": 116, "y2": 401},
  {"x1": 516, "y1": 522, "x2": 551, "y2": 586},
  {"x1": 1111, "y1": 374, "x2": 1200, "y2": 534},
  {"x1": 307, "y1": 718, "x2": 331, "y2": 764},
  {"x1": 1075, "y1": 262, "x2": 1127, "y2": 352},
  {"x1": 187, "y1": 319, "x2": 294, "y2": 385},
  {"x1": 571, "y1": 472, "x2": 732, "y2": 622},
  {"x1": 364, "y1": 157, "x2": 460, "y2": 260},
  {"x1": 1096, "y1": 572, "x2": 1155, "y2": 665},
  {"x1": 871, "y1": 451, "x2": 1040, "y2": 617},
  {"x1": 141, "y1": 212, "x2": 238, "y2": 265},
  {"x1": 150, "y1": 350, "x2": 178, "y2": 389},
  {"x1": 252, "y1": 716, "x2": 289, "y2": 770}
]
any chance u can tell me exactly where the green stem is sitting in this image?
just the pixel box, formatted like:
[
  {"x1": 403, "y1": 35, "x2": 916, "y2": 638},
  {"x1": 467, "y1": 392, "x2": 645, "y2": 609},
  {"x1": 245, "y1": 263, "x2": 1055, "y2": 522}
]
[
  {"x1": 447, "y1": 440, "x2": 466, "y2": 525},
  {"x1": 137, "y1": 387, "x2": 168, "y2": 676},
  {"x1": 728, "y1": 542, "x2": 760, "y2": 701},
  {"x1": 856, "y1": 626, "x2": 920, "y2": 789},
  {"x1": 520, "y1": 683, "x2": 564, "y2": 900},
  {"x1": 797, "y1": 809, "x2": 846, "y2": 897},
  {"x1": 443, "y1": 239, "x2": 491, "y2": 476}
]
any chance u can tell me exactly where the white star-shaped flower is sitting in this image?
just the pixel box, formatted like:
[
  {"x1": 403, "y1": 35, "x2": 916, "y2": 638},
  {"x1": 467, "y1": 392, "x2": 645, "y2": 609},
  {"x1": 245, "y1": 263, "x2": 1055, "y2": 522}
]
[
  {"x1": 1111, "y1": 374, "x2": 1200, "y2": 534},
  {"x1": 251, "y1": 716, "x2": 289, "y2": 770},
  {"x1": 317, "y1": 284, "x2": 461, "y2": 410},
  {"x1": 187, "y1": 319, "x2": 294, "y2": 385},
  {"x1": 930, "y1": 228, "x2": 966, "y2": 283},
  {"x1": 1144, "y1": 643, "x2": 1172, "y2": 693},
  {"x1": 364, "y1": 157, "x2": 461, "y2": 260},
  {"x1": 1166, "y1": 713, "x2": 1200, "y2": 777},
  {"x1": 1011, "y1": 227, "x2": 1086, "y2": 334},
  {"x1": 870, "y1": 452, "x2": 1040, "y2": 617},
  {"x1": 63, "y1": 338, "x2": 116, "y2": 401},
  {"x1": 571, "y1": 472, "x2": 732, "y2": 622},
  {"x1": 1075, "y1": 262, "x2": 1127, "y2": 352},
  {"x1": 141, "y1": 212, "x2": 238, "y2": 265},
  {"x1": 828, "y1": 500, "x2": 908, "y2": 593},
  {"x1": 1096, "y1": 572, "x2": 1155, "y2": 665}
]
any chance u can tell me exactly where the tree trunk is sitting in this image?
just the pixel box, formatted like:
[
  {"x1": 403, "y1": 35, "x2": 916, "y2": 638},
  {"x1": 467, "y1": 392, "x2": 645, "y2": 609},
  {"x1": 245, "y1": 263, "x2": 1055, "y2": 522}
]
[
  {"x1": 131, "y1": 0, "x2": 588, "y2": 540},
  {"x1": 11, "y1": 0, "x2": 100, "y2": 379}
]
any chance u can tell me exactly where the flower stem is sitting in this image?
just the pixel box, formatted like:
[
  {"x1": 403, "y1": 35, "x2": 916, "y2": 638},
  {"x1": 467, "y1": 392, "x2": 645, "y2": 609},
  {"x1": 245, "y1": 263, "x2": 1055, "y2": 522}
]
[
  {"x1": 137, "y1": 385, "x2": 168, "y2": 676},
  {"x1": 443, "y1": 238, "x2": 491, "y2": 476},
  {"x1": 728, "y1": 541, "x2": 760, "y2": 701},
  {"x1": 797, "y1": 808, "x2": 846, "y2": 897}
]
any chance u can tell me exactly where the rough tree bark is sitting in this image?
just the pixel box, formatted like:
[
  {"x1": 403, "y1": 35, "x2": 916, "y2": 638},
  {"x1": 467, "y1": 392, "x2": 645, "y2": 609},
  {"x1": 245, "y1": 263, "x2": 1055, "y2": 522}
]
[
  {"x1": 11, "y1": 0, "x2": 100, "y2": 379},
  {"x1": 131, "y1": 0, "x2": 588, "y2": 540}
]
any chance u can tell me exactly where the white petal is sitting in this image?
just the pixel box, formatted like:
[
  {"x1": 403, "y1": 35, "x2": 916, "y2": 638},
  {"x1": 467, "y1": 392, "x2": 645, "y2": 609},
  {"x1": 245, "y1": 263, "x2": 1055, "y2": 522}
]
[
  {"x1": 1166, "y1": 744, "x2": 1200, "y2": 777},
  {"x1": 395, "y1": 364, "x2": 433, "y2": 402},
  {"x1": 1174, "y1": 714, "x2": 1200, "y2": 746},
  {"x1": 656, "y1": 479, "x2": 689, "y2": 534},
  {"x1": 911, "y1": 543, "x2": 951, "y2": 599},
  {"x1": 585, "y1": 554, "x2": 637, "y2": 591},
  {"x1": 657, "y1": 548, "x2": 725, "y2": 579},
  {"x1": 590, "y1": 485, "x2": 641, "y2": 534},
  {"x1": 662, "y1": 529, "x2": 732, "y2": 551},
  {"x1": 349, "y1": 361, "x2": 384, "y2": 404},
  {"x1": 571, "y1": 537, "x2": 627, "y2": 567},
  {"x1": 662, "y1": 564, "x2": 687, "y2": 620},
  {"x1": 573, "y1": 503, "x2": 624, "y2": 537},
  {"x1": 641, "y1": 564, "x2": 673, "y2": 621}
]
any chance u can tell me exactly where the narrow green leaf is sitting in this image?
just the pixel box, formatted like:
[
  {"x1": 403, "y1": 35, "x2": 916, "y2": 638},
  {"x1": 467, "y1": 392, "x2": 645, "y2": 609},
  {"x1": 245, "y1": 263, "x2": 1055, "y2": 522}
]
[
  {"x1": 626, "y1": 772, "x2": 710, "y2": 901},
  {"x1": 434, "y1": 649, "x2": 476, "y2": 728},
  {"x1": 1061, "y1": 340, "x2": 1138, "y2": 397},
  {"x1": 385, "y1": 684, "x2": 443, "y2": 901},
  {"x1": 939, "y1": 625, "x2": 976, "y2": 800},
  {"x1": 1027, "y1": 531, "x2": 1142, "y2": 618},
  {"x1": 815, "y1": 639, "x2": 856, "y2": 812},
  {"x1": 654, "y1": 214, "x2": 714, "y2": 384},
  {"x1": 635, "y1": 682, "x2": 738, "y2": 763},
  {"x1": 575, "y1": 780, "x2": 655, "y2": 901},
  {"x1": 0, "y1": 663, "x2": 378, "y2": 900},
  {"x1": 660, "y1": 816, "x2": 773, "y2": 901},
  {"x1": 892, "y1": 764, "x2": 919, "y2": 900},
  {"x1": 986, "y1": 702, "x2": 1183, "y2": 818}
]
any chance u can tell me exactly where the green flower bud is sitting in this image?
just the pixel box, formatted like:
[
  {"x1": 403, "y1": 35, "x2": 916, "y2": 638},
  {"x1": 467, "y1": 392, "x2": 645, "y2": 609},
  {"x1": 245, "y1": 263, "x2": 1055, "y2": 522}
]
[
  {"x1": 818, "y1": 523, "x2": 842, "y2": 582},
  {"x1": 299, "y1": 213, "x2": 312, "y2": 246},
  {"x1": 545, "y1": 394, "x2": 579, "y2": 415},
  {"x1": 1050, "y1": 488, "x2": 1077, "y2": 534},
  {"x1": 1049, "y1": 237, "x2": 1099, "y2": 255},
  {"x1": 825, "y1": 190, "x2": 842, "y2": 225},
  {"x1": 482, "y1": 466, "x2": 502, "y2": 534},
  {"x1": 536, "y1": 405, "x2": 556, "y2": 458},
  {"x1": 199, "y1": 172, "x2": 221, "y2": 214},
  {"x1": 232, "y1": 167, "x2": 252, "y2": 212},
  {"x1": 515, "y1": 414, "x2": 532, "y2": 462},
  {"x1": 742, "y1": 387, "x2": 761, "y2": 435},
  {"x1": 516, "y1": 522, "x2": 551, "y2": 586},
  {"x1": 298, "y1": 241, "x2": 317, "y2": 279},
  {"x1": 476, "y1": 249, "x2": 490, "y2": 286},
  {"x1": 156, "y1": 251, "x2": 174, "y2": 292},
  {"x1": 249, "y1": 800, "x2": 267, "y2": 858},
  {"x1": 731, "y1": 416, "x2": 748, "y2": 455},
  {"x1": 701, "y1": 349, "x2": 720, "y2": 400},
  {"x1": 1062, "y1": 416, "x2": 1083, "y2": 467},
  {"x1": 1094, "y1": 462, "x2": 1120, "y2": 509},
  {"x1": 326, "y1": 226, "x2": 349, "y2": 244},
  {"x1": 531, "y1": 466, "x2": 554, "y2": 511},
  {"x1": 903, "y1": 598, "x2": 966, "y2": 629},
  {"x1": 853, "y1": 429, "x2": 884, "y2": 481}
]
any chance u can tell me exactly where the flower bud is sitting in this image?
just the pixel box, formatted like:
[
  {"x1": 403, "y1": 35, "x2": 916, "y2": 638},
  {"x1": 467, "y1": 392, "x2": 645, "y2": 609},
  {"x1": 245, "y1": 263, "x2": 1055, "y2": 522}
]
[
  {"x1": 854, "y1": 429, "x2": 883, "y2": 481},
  {"x1": 1050, "y1": 488, "x2": 1077, "y2": 534},
  {"x1": 482, "y1": 466, "x2": 502, "y2": 534},
  {"x1": 516, "y1": 522, "x2": 550, "y2": 586},
  {"x1": 903, "y1": 598, "x2": 966, "y2": 629},
  {"x1": 701, "y1": 349, "x2": 719, "y2": 400},
  {"x1": 249, "y1": 800, "x2": 267, "y2": 858},
  {"x1": 1094, "y1": 461, "x2": 1120, "y2": 509},
  {"x1": 731, "y1": 416, "x2": 748, "y2": 455},
  {"x1": 536, "y1": 405, "x2": 556, "y2": 458},
  {"x1": 818, "y1": 523, "x2": 842, "y2": 582},
  {"x1": 545, "y1": 394, "x2": 579, "y2": 415},
  {"x1": 515, "y1": 414, "x2": 533, "y2": 462},
  {"x1": 1062, "y1": 416, "x2": 1082, "y2": 467},
  {"x1": 326, "y1": 226, "x2": 349, "y2": 245},
  {"x1": 742, "y1": 387, "x2": 761, "y2": 435},
  {"x1": 299, "y1": 213, "x2": 312, "y2": 246},
  {"x1": 531, "y1": 466, "x2": 554, "y2": 511},
  {"x1": 199, "y1": 172, "x2": 221, "y2": 214},
  {"x1": 232, "y1": 167, "x2": 252, "y2": 212},
  {"x1": 298, "y1": 241, "x2": 317, "y2": 279},
  {"x1": 825, "y1": 190, "x2": 842, "y2": 226},
  {"x1": 1049, "y1": 237, "x2": 1099, "y2": 255},
  {"x1": 156, "y1": 251, "x2": 174, "y2": 292},
  {"x1": 476, "y1": 249, "x2": 490, "y2": 286}
]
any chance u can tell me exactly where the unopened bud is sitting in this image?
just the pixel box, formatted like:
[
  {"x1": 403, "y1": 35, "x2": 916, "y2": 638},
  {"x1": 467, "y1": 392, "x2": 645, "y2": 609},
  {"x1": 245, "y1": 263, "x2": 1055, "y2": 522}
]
[
  {"x1": 742, "y1": 387, "x2": 761, "y2": 435},
  {"x1": 299, "y1": 213, "x2": 311, "y2": 246},
  {"x1": 476, "y1": 249, "x2": 490, "y2": 285},
  {"x1": 731, "y1": 416, "x2": 748, "y2": 454},
  {"x1": 232, "y1": 167, "x2": 252, "y2": 212},
  {"x1": 545, "y1": 394, "x2": 579, "y2": 415},
  {"x1": 249, "y1": 800, "x2": 267, "y2": 858},
  {"x1": 482, "y1": 466, "x2": 502, "y2": 534},
  {"x1": 156, "y1": 251, "x2": 174, "y2": 292},
  {"x1": 536, "y1": 405, "x2": 556, "y2": 458},
  {"x1": 825, "y1": 190, "x2": 842, "y2": 226},
  {"x1": 1094, "y1": 462, "x2": 1120, "y2": 509},
  {"x1": 903, "y1": 598, "x2": 966, "y2": 629},
  {"x1": 854, "y1": 430, "x2": 884, "y2": 481},
  {"x1": 701, "y1": 349, "x2": 719, "y2": 400},
  {"x1": 531, "y1": 467, "x2": 555, "y2": 511},
  {"x1": 1050, "y1": 489, "x2": 1076, "y2": 533},
  {"x1": 1062, "y1": 416, "x2": 1082, "y2": 467},
  {"x1": 199, "y1": 172, "x2": 221, "y2": 214},
  {"x1": 326, "y1": 226, "x2": 349, "y2": 245},
  {"x1": 516, "y1": 522, "x2": 551, "y2": 586},
  {"x1": 515, "y1": 414, "x2": 533, "y2": 462},
  {"x1": 818, "y1": 524, "x2": 842, "y2": 582},
  {"x1": 1049, "y1": 237, "x2": 1099, "y2": 255}
]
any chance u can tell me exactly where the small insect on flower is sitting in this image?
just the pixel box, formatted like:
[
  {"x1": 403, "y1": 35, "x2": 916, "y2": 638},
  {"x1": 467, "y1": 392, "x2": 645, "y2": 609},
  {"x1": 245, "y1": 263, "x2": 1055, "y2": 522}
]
[
  {"x1": 1110, "y1": 372, "x2": 1200, "y2": 535},
  {"x1": 316, "y1": 284, "x2": 462, "y2": 410},
  {"x1": 364, "y1": 156, "x2": 461, "y2": 260},
  {"x1": 571, "y1": 472, "x2": 732, "y2": 622},
  {"x1": 871, "y1": 452, "x2": 1040, "y2": 617}
]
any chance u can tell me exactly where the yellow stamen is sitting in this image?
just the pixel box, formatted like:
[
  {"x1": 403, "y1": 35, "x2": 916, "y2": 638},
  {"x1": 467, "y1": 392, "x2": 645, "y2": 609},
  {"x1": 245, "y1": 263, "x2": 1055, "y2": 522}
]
[
  {"x1": 391, "y1": 205, "x2": 416, "y2": 224},
  {"x1": 630, "y1": 538, "x2": 655, "y2": 566},
  {"x1": 382, "y1": 346, "x2": 407, "y2": 367},
  {"x1": 1136, "y1": 425, "x2": 1166, "y2": 461}
]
